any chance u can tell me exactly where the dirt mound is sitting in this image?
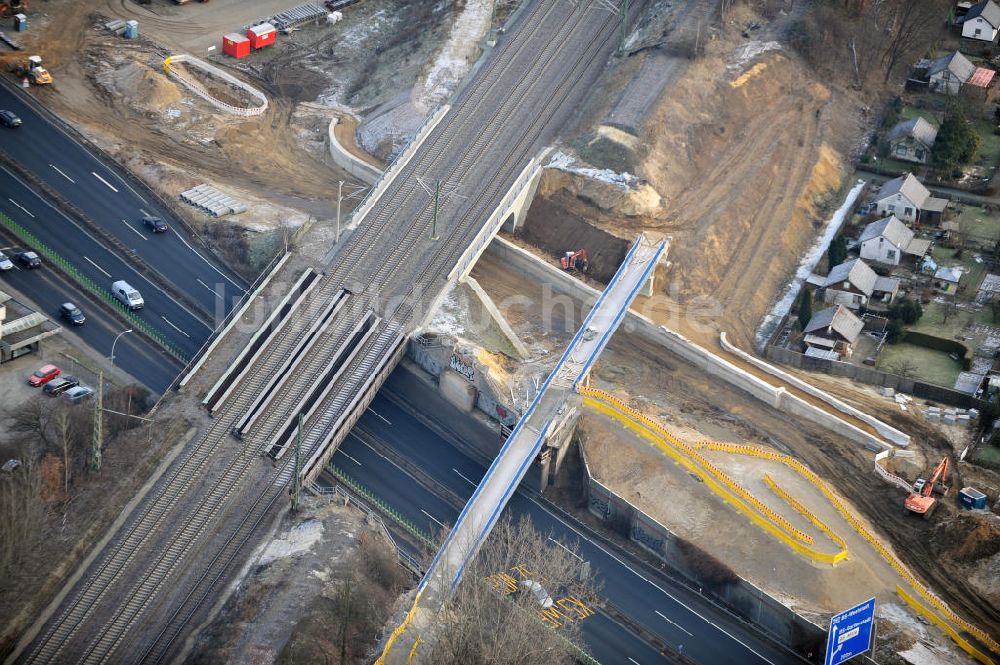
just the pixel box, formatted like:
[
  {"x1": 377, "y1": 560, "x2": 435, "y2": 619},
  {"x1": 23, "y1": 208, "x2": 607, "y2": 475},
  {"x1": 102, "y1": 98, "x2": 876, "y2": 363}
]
[
  {"x1": 96, "y1": 61, "x2": 181, "y2": 113},
  {"x1": 936, "y1": 512, "x2": 1000, "y2": 563}
]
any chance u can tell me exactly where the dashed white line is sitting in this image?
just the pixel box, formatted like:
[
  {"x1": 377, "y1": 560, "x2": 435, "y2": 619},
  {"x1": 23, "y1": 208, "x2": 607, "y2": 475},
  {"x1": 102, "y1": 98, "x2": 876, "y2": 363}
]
[
  {"x1": 50, "y1": 164, "x2": 76, "y2": 183},
  {"x1": 83, "y1": 256, "x2": 111, "y2": 278},
  {"x1": 340, "y1": 451, "x2": 362, "y2": 466},
  {"x1": 196, "y1": 278, "x2": 221, "y2": 297},
  {"x1": 160, "y1": 316, "x2": 191, "y2": 338},
  {"x1": 142, "y1": 207, "x2": 245, "y2": 292},
  {"x1": 656, "y1": 610, "x2": 693, "y2": 636},
  {"x1": 422, "y1": 509, "x2": 446, "y2": 529},
  {"x1": 92, "y1": 172, "x2": 119, "y2": 193},
  {"x1": 453, "y1": 468, "x2": 478, "y2": 487},
  {"x1": 368, "y1": 408, "x2": 392, "y2": 425},
  {"x1": 628, "y1": 658, "x2": 641, "y2": 665},
  {"x1": 7, "y1": 198, "x2": 34, "y2": 218},
  {"x1": 357, "y1": 438, "x2": 390, "y2": 461},
  {"x1": 122, "y1": 220, "x2": 147, "y2": 240}
]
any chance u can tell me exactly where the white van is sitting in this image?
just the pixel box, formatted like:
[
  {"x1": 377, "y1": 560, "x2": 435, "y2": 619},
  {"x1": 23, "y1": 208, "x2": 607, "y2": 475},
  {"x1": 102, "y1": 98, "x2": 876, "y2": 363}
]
[{"x1": 112, "y1": 280, "x2": 144, "y2": 310}]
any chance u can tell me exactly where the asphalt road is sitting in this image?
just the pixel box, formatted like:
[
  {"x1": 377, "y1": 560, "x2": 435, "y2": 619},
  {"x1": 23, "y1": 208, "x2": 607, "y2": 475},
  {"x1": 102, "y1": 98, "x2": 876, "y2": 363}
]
[
  {"x1": 0, "y1": 260, "x2": 183, "y2": 393},
  {"x1": 0, "y1": 80, "x2": 247, "y2": 318},
  {"x1": 328, "y1": 377, "x2": 806, "y2": 665},
  {"x1": 0, "y1": 166, "x2": 212, "y2": 358}
]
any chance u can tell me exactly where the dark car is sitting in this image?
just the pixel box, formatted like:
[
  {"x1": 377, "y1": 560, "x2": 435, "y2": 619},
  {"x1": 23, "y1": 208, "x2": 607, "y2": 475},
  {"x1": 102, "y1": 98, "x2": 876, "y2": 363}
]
[
  {"x1": 142, "y1": 216, "x2": 168, "y2": 233},
  {"x1": 43, "y1": 375, "x2": 80, "y2": 396},
  {"x1": 59, "y1": 302, "x2": 86, "y2": 325},
  {"x1": 16, "y1": 251, "x2": 41, "y2": 268},
  {"x1": 0, "y1": 110, "x2": 21, "y2": 128}
]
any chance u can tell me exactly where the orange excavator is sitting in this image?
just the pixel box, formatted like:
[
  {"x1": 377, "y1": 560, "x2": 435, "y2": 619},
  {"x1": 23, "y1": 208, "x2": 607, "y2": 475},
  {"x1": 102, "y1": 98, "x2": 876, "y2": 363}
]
[
  {"x1": 560, "y1": 249, "x2": 589, "y2": 272},
  {"x1": 904, "y1": 457, "x2": 949, "y2": 519},
  {"x1": 0, "y1": 0, "x2": 26, "y2": 18}
]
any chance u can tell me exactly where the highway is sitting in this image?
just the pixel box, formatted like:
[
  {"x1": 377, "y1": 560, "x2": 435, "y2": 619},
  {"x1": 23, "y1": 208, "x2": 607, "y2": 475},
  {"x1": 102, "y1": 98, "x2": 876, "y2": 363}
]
[
  {"x1": 0, "y1": 80, "x2": 246, "y2": 319},
  {"x1": 327, "y1": 370, "x2": 805, "y2": 665},
  {"x1": 0, "y1": 167, "x2": 212, "y2": 358}
]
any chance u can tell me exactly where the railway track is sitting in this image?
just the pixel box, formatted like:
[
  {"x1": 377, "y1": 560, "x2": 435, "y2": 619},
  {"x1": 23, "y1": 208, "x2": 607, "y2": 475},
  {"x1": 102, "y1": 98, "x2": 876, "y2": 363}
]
[{"x1": 15, "y1": 2, "x2": 631, "y2": 663}]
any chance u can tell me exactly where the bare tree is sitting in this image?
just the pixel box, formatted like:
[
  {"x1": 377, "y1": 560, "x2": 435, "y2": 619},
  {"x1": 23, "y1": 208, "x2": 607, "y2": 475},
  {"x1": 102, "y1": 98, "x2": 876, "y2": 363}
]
[
  {"x1": 887, "y1": 358, "x2": 920, "y2": 377},
  {"x1": 941, "y1": 297, "x2": 957, "y2": 325},
  {"x1": 418, "y1": 516, "x2": 601, "y2": 665},
  {"x1": 878, "y1": 0, "x2": 949, "y2": 85}
]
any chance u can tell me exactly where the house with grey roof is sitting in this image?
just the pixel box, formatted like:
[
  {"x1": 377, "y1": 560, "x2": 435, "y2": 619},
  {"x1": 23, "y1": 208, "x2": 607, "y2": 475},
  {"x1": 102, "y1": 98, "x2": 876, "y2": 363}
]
[
  {"x1": 871, "y1": 173, "x2": 948, "y2": 224},
  {"x1": 887, "y1": 117, "x2": 938, "y2": 165},
  {"x1": 926, "y1": 51, "x2": 977, "y2": 95},
  {"x1": 822, "y1": 258, "x2": 900, "y2": 310},
  {"x1": 859, "y1": 215, "x2": 932, "y2": 266},
  {"x1": 802, "y1": 305, "x2": 865, "y2": 358},
  {"x1": 962, "y1": 0, "x2": 1000, "y2": 43}
]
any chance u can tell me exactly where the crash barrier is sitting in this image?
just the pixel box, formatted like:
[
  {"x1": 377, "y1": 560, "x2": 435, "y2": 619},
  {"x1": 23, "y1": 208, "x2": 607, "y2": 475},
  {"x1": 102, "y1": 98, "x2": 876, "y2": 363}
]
[
  {"x1": 329, "y1": 465, "x2": 436, "y2": 549},
  {"x1": 763, "y1": 475, "x2": 848, "y2": 556},
  {"x1": 896, "y1": 586, "x2": 995, "y2": 665},
  {"x1": 580, "y1": 388, "x2": 848, "y2": 566},
  {"x1": 162, "y1": 55, "x2": 268, "y2": 117},
  {"x1": 719, "y1": 332, "x2": 909, "y2": 447},
  {"x1": 0, "y1": 211, "x2": 189, "y2": 362},
  {"x1": 693, "y1": 440, "x2": 1000, "y2": 657}
]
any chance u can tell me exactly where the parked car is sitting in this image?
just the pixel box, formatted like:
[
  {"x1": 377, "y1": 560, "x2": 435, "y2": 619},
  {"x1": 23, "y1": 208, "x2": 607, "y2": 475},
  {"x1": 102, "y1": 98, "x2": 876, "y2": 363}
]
[
  {"x1": 111, "y1": 280, "x2": 143, "y2": 310},
  {"x1": 16, "y1": 251, "x2": 41, "y2": 269},
  {"x1": 0, "y1": 251, "x2": 12, "y2": 271},
  {"x1": 63, "y1": 385, "x2": 95, "y2": 403},
  {"x1": 0, "y1": 110, "x2": 22, "y2": 128},
  {"x1": 59, "y1": 302, "x2": 86, "y2": 325},
  {"x1": 43, "y1": 375, "x2": 80, "y2": 396},
  {"x1": 28, "y1": 364, "x2": 60, "y2": 387},
  {"x1": 141, "y1": 215, "x2": 168, "y2": 233}
]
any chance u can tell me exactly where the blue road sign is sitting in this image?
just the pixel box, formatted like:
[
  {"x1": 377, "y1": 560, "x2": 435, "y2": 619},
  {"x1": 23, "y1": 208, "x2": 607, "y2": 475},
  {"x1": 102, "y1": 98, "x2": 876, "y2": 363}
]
[{"x1": 825, "y1": 597, "x2": 877, "y2": 665}]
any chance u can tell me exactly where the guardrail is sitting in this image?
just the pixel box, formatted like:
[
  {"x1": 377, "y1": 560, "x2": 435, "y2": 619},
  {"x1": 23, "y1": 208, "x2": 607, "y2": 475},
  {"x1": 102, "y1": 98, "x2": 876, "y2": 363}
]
[
  {"x1": 163, "y1": 55, "x2": 268, "y2": 117},
  {"x1": 0, "y1": 211, "x2": 189, "y2": 362},
  {"x1": 328, "y1": 464, "x2": 436, "y2": 549}
]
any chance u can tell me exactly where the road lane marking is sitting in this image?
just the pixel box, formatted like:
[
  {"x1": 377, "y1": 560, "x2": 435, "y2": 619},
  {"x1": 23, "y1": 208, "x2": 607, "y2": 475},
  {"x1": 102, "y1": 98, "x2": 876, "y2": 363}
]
[
  {"x1": 656, "y1": 610, "x2": 693, "y2": 636},
  {"x1": 368, "y1": 408, "x2": 391, "y2": 425},
  {"x1": 122, "y1": 220, "x2": 147, "y2": 240},
  {"x1": 453, "y1": 468, "x2": 478, "y2": 487},
  {"x1": 357, "y1": 438, "x2": 391, "y2": 461},
  {"x1": 196, "y1": 278, "x2": 222, "y2": 297},
  {"x1": 548, "y1": 536, "x2": 584, "y2": 561},
  {"x1": 528, "y1": 498, "x2": 777, "y2": 665},
  {"x1": 141, "y1": 207, "x2": 245, "y2": 292},
  {"x1": 84, "y1": 256, "x2": 111, "y2": 278},
  {"x1": 422, "y1": 509, "x2": 446, "y2": 529},
  {"x1": 161, "y1": 316, "x2": 191, "y2": 338},
  {"x1": 340, "y1": 451, "x2": 362, "y2": 466},
  {"x1": 8, "y1": 198, "x2": 34, "y2": 218},
  {"x1": 628, "y1": 659, "x2": 641, "y2": 665},
  {"x1": 50, "y1": 164, "x2": 75, "y2": 183},
  {"x1": 92, "y1": 172, "x2": 119, "y2": 193}
]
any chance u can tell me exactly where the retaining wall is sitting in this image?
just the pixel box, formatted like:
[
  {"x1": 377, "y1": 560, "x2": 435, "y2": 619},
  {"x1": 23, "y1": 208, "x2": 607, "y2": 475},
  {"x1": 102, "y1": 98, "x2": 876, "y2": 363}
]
[
  {"x1": 327, "y1": 116, "x2": 382, "y2": 185},
  {"x1": 485, "y1": 237, "x2": 891, "y2": 453}
]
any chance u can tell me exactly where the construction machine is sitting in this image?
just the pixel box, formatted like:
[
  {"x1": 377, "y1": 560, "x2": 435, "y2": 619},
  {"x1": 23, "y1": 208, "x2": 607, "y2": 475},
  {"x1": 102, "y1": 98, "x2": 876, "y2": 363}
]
[
  {"x1": 10, "y1": 55, "x2": 51, "y2": 85},
  {"x1": 0, "y1": 0, "x2": 26, "y2": 18},
  {"x1": 904, "y1": 457, "x2": 949, "y2": 519},
  {"x1": 560, "y1": 249, "x2": 589, "y2": 272}
]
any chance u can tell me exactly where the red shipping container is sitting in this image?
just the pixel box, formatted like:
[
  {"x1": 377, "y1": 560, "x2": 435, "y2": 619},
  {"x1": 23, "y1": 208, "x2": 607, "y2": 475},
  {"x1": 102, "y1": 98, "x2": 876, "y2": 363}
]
[
  {"x1": 247, "y1": 23, "x2": 276, "y2": 50},
  {"x1": 222, "y1": 33, "x2": 251, "y2": 59}
]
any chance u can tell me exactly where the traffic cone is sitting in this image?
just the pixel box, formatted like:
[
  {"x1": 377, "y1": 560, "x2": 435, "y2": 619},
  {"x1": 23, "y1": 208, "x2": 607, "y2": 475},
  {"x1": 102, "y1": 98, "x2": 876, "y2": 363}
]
[{"x1": 21, "y1": 77, "x2": 29, "y2": 88}]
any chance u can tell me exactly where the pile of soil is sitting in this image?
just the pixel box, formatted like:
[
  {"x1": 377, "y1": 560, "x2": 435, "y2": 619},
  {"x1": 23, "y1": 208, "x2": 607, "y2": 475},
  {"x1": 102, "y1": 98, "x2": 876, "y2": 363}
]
[
  {"x1": 935, "y1": 512, "x2": 1000, "y2": 563},
  {"x1": 95, "y1": 61, "x2": 181, "y2": 113}
]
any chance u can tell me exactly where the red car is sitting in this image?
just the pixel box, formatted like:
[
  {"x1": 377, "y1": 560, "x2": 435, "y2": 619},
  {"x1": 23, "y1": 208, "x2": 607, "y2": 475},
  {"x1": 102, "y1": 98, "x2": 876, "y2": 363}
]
[{"x1": 28, "y1": 364, "x2": 60, "y2": 387}]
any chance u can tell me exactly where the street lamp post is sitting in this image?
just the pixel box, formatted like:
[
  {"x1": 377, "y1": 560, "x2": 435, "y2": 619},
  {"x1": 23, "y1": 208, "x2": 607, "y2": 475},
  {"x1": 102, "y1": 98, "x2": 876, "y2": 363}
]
[{"x1": 110, "y1": 329, "x2": 133, "y2": 367}]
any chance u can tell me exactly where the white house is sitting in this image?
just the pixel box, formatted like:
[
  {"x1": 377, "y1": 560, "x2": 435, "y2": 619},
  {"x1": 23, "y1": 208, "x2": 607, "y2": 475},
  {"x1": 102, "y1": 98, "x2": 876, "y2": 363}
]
[
  {"x1": 926, "y1": 51, "x2": 977, "y2": 95},
  {"x1": 886, "y1": 117, "x2": 937, "y2": 165},
  {"x1": 822, "y1": 258, "x2": 900, "y2": 309},
  {"x1": 871, "y1": 173, "x2": 948, "y2": 225},
  {"x1": 859, "y1": 215, "x2": 932, "y2": 266},
  {"x1": 803, "y1": 305, "x2": 864, "y2": 358},
  {"x1": 962, "y1": 0, "x2": 1000, "y2": 43}
]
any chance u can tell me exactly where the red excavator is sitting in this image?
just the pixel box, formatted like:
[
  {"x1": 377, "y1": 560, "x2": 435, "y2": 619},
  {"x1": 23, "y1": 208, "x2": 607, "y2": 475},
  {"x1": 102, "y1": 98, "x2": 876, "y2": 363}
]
[
  {"x1": 560, "y1": 249, "x2": 589, "y2": 272},
  {"x1": 904, "y1": 457, "x2": 949, "y2": 519},
  {"x1": 0, "y1": 0, "x2": 26, "y2": 18}
]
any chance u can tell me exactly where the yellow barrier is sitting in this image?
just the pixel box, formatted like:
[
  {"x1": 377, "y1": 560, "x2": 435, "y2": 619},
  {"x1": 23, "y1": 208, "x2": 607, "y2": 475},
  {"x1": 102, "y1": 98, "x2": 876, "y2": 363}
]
[
  {"x1": 407, "y1": 637, "x2": 422, "y2": 664},
  {"x1": 581, "y1": 387, "x2": 1000, "y2": 656},
  {"x1": 896, "y1": 586, "x2": 995, "y2": 665},
  {"x1": 581, "y1": 394, "x2": 846, "y2": 565},
  {"x1": 764, "y1": 474, "x2": 848, "y2": 560},
  {"x1": 376, "y1": 590, "x2": 423, "y2": 665}
]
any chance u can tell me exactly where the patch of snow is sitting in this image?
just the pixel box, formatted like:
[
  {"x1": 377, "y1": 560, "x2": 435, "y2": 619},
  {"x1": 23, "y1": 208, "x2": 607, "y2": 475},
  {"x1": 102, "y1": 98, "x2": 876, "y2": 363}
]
[
  {"x1": 258, "y1": 519, "x2": 324, "y2": 565},
  {"x1": 729, "y1": 41, "x2": 783, "y2": 72},
  {"x1": 547, "y1": 151, "x2": 641, "y2": 191},
  {"x1": 428, "y1": 281, "x2": 465, "y2": 337},
  {"x1": 413, "y1": 0, "x2": 492, "y2": 114},
  {"x1": 755, "y1": 180, "x2": 866, "y2": 351}
]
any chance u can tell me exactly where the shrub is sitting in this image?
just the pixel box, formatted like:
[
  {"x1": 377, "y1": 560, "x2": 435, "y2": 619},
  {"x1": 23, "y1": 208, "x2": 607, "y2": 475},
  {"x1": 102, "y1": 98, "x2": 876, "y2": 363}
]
[
  {"x1": 886, "y1": 319, "x2": 905, "y2": 343},
  {"x1": 889, "y1": 298, "x2": 923, "y2": 324}
]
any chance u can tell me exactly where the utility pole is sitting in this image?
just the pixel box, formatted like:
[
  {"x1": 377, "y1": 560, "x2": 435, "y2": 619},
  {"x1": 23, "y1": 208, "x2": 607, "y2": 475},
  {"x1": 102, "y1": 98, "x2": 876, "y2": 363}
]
[
  {"x1": 430, "y1": 178, "x2": 441, "y2": 240},
  {"x1": 91, "y1": 371, "x2": 103, "y2": 471},
  {"x1": 335, "y1": 180, "x2": 344, "y2": 243},
  {"x1": 291, "y1": 413, "x2": 303, "y2": 510},
  {"x1": 618, "y1": 0, "x2": 630, "y2": 55}
]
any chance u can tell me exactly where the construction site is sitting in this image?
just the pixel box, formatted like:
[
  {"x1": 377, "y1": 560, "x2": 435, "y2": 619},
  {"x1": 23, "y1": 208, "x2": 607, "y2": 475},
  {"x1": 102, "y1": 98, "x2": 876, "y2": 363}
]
[{"x1": 0, "y1": 1, "x2": 998, "y2": 665}]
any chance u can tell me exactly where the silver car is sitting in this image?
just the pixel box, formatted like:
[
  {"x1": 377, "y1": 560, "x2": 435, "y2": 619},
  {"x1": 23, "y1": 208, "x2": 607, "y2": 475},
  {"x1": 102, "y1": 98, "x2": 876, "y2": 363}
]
[
  {"x1": 0, "y1": 251, "x2": 12, "y2": 271},
  {"x1": 63, "y1": 385, "x2": 95, "y2": 403}
]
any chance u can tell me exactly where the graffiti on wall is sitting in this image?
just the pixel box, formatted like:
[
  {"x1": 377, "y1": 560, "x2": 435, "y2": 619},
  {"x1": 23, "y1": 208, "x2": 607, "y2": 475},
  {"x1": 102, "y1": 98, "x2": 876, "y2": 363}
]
[
  {"x1": 632, "y1": 522, "x2": 667, "y2": 557},
  {"x1": 450, "y1": 353, "x2": 475, "y2": 382}
]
